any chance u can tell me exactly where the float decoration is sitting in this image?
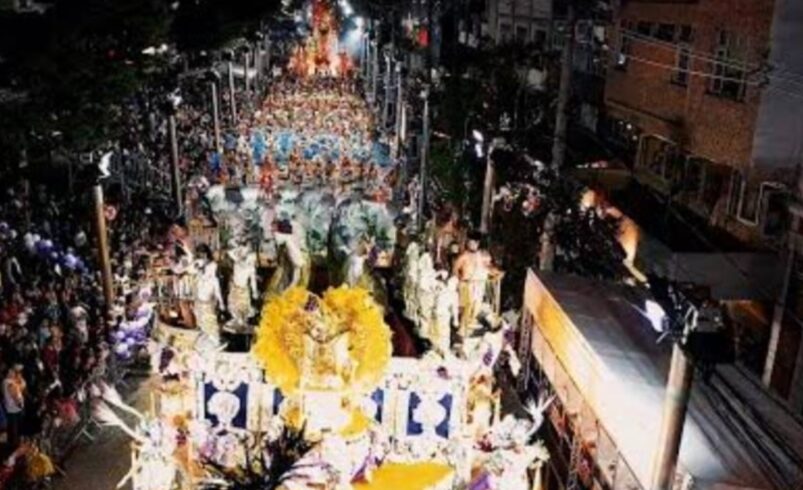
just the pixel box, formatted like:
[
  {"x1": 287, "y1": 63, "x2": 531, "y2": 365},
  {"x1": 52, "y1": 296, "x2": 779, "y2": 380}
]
[{"x1": 252, "y1": 286, "x2": 392, "y2": 396}]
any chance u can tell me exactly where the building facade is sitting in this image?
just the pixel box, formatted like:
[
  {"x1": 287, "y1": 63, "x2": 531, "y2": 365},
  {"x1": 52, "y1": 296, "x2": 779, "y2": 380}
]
[
  {"x1": 604, "y1": 0, "x2": 803, "y2": 413},
  {"x1": 486, "y1": 0, "x2": 553, "y2": 46},
  {"x1": 605, "y1": 0, "x2": 784, "y2": 244}
]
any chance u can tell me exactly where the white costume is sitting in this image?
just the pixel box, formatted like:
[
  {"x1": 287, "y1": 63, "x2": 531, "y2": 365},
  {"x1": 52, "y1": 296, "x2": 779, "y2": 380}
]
[
  {"x1": 227, "y1": 245, "x2": 258, "y2": 327},
  {"x1": 194, "y1": 260, "x2": 223, "y2": 342},
  {"x1": 432, "y1": 275, "x2": 459, "y2": 356},
  {"x1": 415, "y1": 252, "x2": 438, "y2": 336}
]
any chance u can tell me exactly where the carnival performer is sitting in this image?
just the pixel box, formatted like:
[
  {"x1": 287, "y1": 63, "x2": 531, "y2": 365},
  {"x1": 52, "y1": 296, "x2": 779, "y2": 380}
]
[{"x1": 453, "y1": 232, "x2": 495, "y2": 338}]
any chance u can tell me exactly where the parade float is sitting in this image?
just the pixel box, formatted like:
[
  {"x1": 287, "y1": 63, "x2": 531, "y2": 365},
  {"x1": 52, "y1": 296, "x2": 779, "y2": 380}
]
[{"x1": 96, "y1": 2, "x2": 549, "y2": 489}]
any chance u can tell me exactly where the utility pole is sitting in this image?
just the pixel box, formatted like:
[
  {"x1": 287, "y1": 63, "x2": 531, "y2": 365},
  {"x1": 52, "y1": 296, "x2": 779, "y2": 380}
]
[
  {"x1": 551, "y1": 3, "x2": 576, "y2": 172},
  {"x1": 228, "y1": 60, "x2": 237, "y2": 124},
  {"x1": 93, "y1": 183, "x2": 114, "y2": 318},
  {"x1": 266, "y1": 36, "x2": 273, "y2": 75},
  {"x1": 383, "y1": 53, "x2": 393, "y2": 129},
  {"x1": 211, "y1": 81, "x2": 222, "y2": 152},
  {"x1": 371, "y1": 39, "x2": 379, "y2": 105},
  {"x1": 254, "y1": 47, "x2": 261, "y2": 92},
  {"x1": 418, "y1": 88, "x2": 430, "y2": 232},
  {"x1": 651, "y1": 343, "x2": 694, "y2": 490},
  {"x1": 168, "y1": 114, "x2": 183, "y2": 215},
  {"x1": 480, "y1": 139, "x2": 503, "y2": 234},
  {"x1": 394, "y1": 61, "x2": 404, "y2": 159},
  {"x1": 243, "y1": 49, "x2": 250, "y2": 93},
  {"x1": 480, "y1": 149, "x2": 495, "y2": 234}
]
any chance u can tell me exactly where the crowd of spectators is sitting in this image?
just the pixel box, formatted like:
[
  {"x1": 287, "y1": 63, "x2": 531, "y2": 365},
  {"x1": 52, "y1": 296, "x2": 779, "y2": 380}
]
[{"x1": 0, "y1": 46, "x2": 288, "y2": 488}]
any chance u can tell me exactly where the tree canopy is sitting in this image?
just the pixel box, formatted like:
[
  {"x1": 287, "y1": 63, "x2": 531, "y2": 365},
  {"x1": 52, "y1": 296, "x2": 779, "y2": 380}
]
[{"x1": 0, "y1": 0, "x2": 280, "y2": 160}]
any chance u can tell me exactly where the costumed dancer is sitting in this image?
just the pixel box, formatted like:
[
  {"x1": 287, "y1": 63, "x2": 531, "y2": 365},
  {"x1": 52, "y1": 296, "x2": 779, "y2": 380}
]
[{"x1": 453, "y1": 232, "x2": 494, "y2": 339}]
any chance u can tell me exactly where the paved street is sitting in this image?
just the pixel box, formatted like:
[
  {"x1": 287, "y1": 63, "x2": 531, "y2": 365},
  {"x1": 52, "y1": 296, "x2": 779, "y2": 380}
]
[{"x1": 52, "y1": 376, "x2": 154, "y2": 490}]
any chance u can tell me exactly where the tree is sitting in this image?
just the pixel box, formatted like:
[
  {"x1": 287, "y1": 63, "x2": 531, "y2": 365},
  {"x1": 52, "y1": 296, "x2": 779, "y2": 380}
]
[
  {"x1": 172, "y1": 0, "x2": 281, "y2": 53},
  {"x1": 0, "y1": 0, "x2": 174, "y2": 154}
]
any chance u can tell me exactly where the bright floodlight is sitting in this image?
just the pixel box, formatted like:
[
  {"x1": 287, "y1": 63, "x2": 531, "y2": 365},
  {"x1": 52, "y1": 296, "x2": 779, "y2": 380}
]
[
  {"x1": 354, "y1": 16, "x2": 364, "y2": 29},
  {"x1": 472, "y1": 129, "x2": 484, "y2": 142},
  {"x1": 341, "y1": 0, "x2": 353, "y2": 16},
  {"x1": 644, "y1": 300, "x2": 667, "y2": 333},
  {"x1": 474, "y1": 143, "x2": 484, "y2": 158}
]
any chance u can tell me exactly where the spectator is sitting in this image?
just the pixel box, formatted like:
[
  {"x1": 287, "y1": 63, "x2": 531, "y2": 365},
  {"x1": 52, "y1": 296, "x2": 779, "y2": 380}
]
[{"x1": 3, "y1": 364, "x2": 26, "y2": 449}]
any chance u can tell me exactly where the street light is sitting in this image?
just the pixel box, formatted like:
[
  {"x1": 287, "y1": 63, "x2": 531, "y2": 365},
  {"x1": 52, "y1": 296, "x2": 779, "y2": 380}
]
[{"x1": 418, "y1": 86, "x2": 430, "y2": 232}]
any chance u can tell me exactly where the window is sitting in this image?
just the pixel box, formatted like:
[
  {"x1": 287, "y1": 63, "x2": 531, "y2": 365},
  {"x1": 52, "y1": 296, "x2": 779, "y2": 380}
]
[
  {"x1": 672, "y1": 45, "x2": 691, "y2": 86},
  {"x1": 762, "y1": 187, "x2": 788, "y2": 237},
  {"x1": 636, "y1": 21, "x2": 654, "y2": 36},
  {"x1": 708, "y1": 30, "x2": 748, "y2": 101},
  {"x1": 500, "y1": 23, "x2": 512, "y2": 43},
  {"x1": 641, "y1": 135, "x2": 680, "y2": 181},
  {"x1": 739, "y1": 182, "x2": 761, "y2": 223},
  {"x1": 516, "y1": 25, "x2": 529, "y2": 42},
  {"x1": 727, "y1": 170, "x2": 744, "y2": 216},
  {"x1": 677, "y1": 25, "x2": 693, "y2": 43},
  {"x1": 656, "y1": 23, "x2": 676, "y2": 42},
  {"x1": 534, "y1": 29, "x2": 547, "y2": 48},
  {"x1": 701, "y1": 163, "x2": 728, "y2": 214},
  {"x1": 616, "y1": 28, "x2": 632, "y2": 70},
  {"x1": 683, "y1": 157, "x2": 705, "y2": 197}
]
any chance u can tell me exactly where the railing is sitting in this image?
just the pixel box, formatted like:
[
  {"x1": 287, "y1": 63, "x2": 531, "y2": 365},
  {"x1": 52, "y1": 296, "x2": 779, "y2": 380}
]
[{"x1": 523, "y1": 315, "x2": 646, "y2": 490}]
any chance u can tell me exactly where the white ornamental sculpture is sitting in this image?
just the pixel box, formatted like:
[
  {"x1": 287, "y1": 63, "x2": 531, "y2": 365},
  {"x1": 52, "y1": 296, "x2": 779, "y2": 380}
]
[
  {"x1": 402, "y1": 242, "x2": 421, "y2": 323},
  {"x1": 194, "y1": 247, "x2": 223, "y2": 344},
  {"x1": 432, "y1": 274, "x2": 459, "y2": 357},
  {"x1": 415, "y1": 252, "x2": 438, "y2": 335},
  {"x1": 227, "y1": 242, "x2": 258, "y2": 327}
]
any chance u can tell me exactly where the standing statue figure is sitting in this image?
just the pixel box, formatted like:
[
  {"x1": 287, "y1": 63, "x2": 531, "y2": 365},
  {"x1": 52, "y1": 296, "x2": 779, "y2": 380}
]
[
  {"x1": 453, "y1": 232, "x2": 494, "y2": 339},
  {"x1": 432, "y1": 272, "x2": 459, "y2": 357},
  {"x1": 171, "y1": 242, "x2": 196, "y2": 328},
  {"x1": 267, "y1": 219, "x2": 310, "y2": 296},
  {"x1": 300, "y1": 295, "x2": 353, "y2": 393},
  {"x1": 415, "y1": 252, "x2": 438, "y2": 336},
  {"x1": 401, "y1": 242, "x2": 421, "y2": 323},
  {"x1": 227, "y1": 240, "x2": 258, "y2": 329},
  {"x1": 344, "y1": 237, "x2": 370, "y2": 288},
  {"x1": 193, "y1": 245, "x2": 224, "y2": 344}
]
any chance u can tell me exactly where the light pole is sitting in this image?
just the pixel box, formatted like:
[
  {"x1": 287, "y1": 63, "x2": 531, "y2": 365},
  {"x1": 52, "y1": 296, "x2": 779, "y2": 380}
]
[
  {"x1": 93, "y1": 182, "x2": 114, "y2": 318},
  {"x1": 394, "y1": 61, "x2": 404, "y2": 159},
  {"x1": 228, "y1": 59, "x2": 237, "y2": 123},
  {"x1": 168, "y1": 113, "x2": 183, "y2": 215},
  {"x1": 371, "y1": 40, "x2": 379, "y2": 105},
  {"x1": 651, "y1": 343, "x2": 694, "y2": 490},
  {"x1": 418, "y1": 88, "x2": 430, "y2": 232},
  {"x1": 243, "y1": 49, "x2": 250, "y2": 94},
  {"x1": 383, "y1": 52, "x2": 392, "y2": 129},
  {"x1": 211, "y1": 80, "x2": 222, "y2": 152}
]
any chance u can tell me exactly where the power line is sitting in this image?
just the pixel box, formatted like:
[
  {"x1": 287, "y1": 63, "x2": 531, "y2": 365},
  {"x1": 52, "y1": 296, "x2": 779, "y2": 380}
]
[
  {"x1": 620, "y1": 28, "x2": 803, "y2": 91},
  {"x1": 620, "y1": 30, "x2": 761, "y2": 72},
  {"x1": 619, "y1": 53, "x2": 763, "y2": 85}
]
